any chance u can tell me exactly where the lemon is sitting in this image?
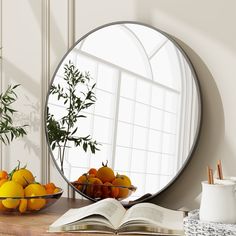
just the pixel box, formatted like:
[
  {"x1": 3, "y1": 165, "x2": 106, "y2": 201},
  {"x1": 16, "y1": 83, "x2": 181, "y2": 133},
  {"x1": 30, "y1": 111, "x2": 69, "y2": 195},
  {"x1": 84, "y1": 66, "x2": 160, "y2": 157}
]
[
  {"x1": 116, "y1": 174, "x2": 132, "y2": 186},
  {"x1": 0, "y1": 179, "x2": 8, "y2": 187},
  {"x1": 53, "y1": 188, "x2": 60, "y2": 194},
  {"x1": 0, "y1": 181, "x2": 24, "y2": 208},
  {"x1": 25, "y1": 183, "x2": 47, "y2": 210},
  {"x1": 19, "y1": 199, "x2": 28, "y2": 213},
  {"x1": 12, "y1": 168, "x2": 35, "y2": 187},
  {"x1": 0, "y1": 201, "x2": 7, "y2": 211}
]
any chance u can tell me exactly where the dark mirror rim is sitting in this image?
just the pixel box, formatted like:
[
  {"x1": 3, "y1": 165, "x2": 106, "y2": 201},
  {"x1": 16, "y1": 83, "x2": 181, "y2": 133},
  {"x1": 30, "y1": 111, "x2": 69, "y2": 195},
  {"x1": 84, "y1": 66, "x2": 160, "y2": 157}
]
[{"x1": 44, "y1": 20, "x2": 202, "y2": 208}]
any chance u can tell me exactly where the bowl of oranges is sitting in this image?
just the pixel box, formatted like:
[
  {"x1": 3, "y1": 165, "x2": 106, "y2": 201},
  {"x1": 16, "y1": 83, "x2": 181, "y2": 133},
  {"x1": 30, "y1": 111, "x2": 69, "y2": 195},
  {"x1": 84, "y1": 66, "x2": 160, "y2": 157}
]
[
  {"x1": 71, "y1": 161, "x2": 136, "y2": 201},
  {"x1": 0, "y1": 162, "x2": 63, "y2": 213}
]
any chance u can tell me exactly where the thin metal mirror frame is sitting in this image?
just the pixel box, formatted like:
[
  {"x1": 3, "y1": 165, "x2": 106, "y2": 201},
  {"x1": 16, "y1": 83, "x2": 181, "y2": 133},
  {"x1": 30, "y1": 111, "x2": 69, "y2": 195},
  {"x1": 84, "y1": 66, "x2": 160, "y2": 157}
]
[{"x1": 44, "y1": 21, "x2": 202, "y2": 207}]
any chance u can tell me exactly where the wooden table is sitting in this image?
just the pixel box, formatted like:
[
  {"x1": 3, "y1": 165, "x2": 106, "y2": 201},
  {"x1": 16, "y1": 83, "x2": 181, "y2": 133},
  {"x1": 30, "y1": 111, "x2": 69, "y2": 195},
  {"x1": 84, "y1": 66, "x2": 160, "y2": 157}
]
[{"x1": 0, "y1": 197, "x2": 114, "y2": 236}]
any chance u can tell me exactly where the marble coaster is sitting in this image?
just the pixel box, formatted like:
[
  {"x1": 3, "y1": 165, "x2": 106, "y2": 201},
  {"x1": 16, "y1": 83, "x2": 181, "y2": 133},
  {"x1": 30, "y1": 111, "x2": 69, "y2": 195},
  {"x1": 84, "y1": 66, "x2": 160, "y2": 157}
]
[{"x1": 184, "y1": 209, "x2": 236, "y2": 236}]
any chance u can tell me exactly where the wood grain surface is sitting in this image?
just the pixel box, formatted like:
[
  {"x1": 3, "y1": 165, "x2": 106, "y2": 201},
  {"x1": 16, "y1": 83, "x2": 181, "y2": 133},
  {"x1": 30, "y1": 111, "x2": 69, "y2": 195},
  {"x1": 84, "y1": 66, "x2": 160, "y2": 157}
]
[{"x1": 0, "y1": 197, "x2": 116, "y2": 236}]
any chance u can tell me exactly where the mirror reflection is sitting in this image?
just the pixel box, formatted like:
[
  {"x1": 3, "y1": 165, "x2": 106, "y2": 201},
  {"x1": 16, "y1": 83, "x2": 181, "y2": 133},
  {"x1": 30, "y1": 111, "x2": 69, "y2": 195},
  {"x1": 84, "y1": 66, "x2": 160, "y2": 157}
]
[{"x1": 46, "y1": 23, "x2": 201, "y2": 202}]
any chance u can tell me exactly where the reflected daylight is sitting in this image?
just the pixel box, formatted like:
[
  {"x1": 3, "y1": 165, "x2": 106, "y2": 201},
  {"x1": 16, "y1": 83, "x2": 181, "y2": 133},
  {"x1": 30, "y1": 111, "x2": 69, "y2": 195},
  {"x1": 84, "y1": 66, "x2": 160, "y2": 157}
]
[{"x1": 46, "y1": 22, "x2": 201, "y2": 203}]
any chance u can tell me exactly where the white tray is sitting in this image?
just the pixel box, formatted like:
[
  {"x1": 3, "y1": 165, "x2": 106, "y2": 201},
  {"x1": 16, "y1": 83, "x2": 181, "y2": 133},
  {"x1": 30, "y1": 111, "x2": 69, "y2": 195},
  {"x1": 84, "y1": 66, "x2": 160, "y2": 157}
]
[{"x1": 183, "y1": 210, "x2": 236, "y2": 236}]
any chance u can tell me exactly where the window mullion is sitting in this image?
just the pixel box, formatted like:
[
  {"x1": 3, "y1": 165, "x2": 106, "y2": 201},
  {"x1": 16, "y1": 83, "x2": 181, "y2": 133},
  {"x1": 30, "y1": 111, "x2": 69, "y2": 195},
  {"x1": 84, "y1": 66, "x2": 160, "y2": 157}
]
[
  {"x1": 127, "y1": 79, "x2": 138, "y2": 177},
  {"x1": 111, "y1": 70, "x2": 122, "y2": 169},
  {"x1": 143, "y1": 84, "x2": 152, "y2": 193},
  {"x1": 148, "y1": 40, "x2": 168, "y2": 60},
  {"x1": 88, "y1": 61, "x2": 99, "y2": 169}
]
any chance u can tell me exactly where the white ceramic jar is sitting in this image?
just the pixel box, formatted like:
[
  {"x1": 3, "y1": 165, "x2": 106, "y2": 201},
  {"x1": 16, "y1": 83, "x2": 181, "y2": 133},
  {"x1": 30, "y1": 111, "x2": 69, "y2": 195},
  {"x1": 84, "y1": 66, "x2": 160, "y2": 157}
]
[{"x1": 199, "y1": 181, "x2": 236, "y2": 224}]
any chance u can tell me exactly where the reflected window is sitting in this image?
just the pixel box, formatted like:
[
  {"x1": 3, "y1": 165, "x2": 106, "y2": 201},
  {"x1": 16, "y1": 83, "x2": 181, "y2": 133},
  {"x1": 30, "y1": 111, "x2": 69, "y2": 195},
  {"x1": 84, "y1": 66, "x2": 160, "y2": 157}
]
[{"x1": 48, "y1": 24, "x2": 198, "y2": 200}]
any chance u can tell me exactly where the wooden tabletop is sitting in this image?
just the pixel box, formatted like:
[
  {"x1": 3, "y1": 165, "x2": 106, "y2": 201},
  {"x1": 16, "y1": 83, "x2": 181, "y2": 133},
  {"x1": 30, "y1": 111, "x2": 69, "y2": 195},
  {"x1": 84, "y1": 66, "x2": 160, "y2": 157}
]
[{"x1": 0, "y1": 197, "x2": 114, "y2": 236}]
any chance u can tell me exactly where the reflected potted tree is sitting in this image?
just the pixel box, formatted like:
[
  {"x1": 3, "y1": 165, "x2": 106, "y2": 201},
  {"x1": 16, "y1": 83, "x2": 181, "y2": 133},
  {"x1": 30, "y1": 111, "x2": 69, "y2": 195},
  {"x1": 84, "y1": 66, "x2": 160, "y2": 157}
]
[{"x1": 47, "y1": 61, "x2": 100, "y2": 173}]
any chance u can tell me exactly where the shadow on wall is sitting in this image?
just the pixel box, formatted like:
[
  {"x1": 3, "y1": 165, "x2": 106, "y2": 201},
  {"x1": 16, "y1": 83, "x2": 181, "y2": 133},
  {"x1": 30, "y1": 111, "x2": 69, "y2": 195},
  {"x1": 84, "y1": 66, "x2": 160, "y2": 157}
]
[
  {"x1": 134, "y1": 0, "x2": 236, "y2": 52},
  {"x1": 149, "y1": 40, "x2": 225, "y2": 210},
  {"x1": 2, "y1": 59, "x2": 41, "y2": 163},
  {"x1": 28, "y1": 0, "x2": 68, "y2": 70},
  {"x1": 3, "y1": 1, "x2": 66, "y2": 161},
  {"x1": 133, "y1": 0, "x2": 229, "y2": 210}
]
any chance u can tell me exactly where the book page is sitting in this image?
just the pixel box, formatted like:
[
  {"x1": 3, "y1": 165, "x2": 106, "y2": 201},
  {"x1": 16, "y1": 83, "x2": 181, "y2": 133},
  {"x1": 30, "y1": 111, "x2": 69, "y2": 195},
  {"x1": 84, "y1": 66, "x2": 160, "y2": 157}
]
[
  {"x1": 50, "y1": 198, "x2": 126, "y2": 230},
  {"x1": 120, "y1": 203, "x2": 183, "y2": 231}
]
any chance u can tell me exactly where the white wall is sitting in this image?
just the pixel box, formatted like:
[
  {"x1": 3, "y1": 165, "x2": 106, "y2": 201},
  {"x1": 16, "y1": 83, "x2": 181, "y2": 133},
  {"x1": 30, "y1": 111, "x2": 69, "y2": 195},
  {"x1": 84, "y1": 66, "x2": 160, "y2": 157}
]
[{"x1": 0, "y1": 0, "x2": 235, "y2": 210}]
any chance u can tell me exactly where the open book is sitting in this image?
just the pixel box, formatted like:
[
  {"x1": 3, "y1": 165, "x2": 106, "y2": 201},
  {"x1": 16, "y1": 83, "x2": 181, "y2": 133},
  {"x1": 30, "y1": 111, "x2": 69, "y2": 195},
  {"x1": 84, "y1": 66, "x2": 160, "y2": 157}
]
[{"x1": 49, "y1": 198, "x2": 184, "y2": 235}]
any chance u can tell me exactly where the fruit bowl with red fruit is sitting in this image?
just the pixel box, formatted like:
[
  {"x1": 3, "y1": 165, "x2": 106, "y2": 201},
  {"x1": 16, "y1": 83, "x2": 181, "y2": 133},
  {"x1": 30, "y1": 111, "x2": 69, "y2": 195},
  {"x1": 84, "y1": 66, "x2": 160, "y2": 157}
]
[
  {"x1": 71, "y1": 161, "x2": 137, "y2": 201},
  {"x1": 0, "y1": 163, "x2": 63, "y2": 213}
]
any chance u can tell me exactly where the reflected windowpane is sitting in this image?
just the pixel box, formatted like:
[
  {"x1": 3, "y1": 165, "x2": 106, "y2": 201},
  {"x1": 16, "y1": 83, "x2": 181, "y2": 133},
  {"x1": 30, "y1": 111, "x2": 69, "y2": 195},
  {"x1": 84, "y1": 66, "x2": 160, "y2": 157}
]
[
  {"x1": 131, "y1": 150, "x2": 147, "y2": 173},
  {"x1": 120, "y1": 73, "x2": 136, "y2": 99},
  {"x1": 118, "y1": 98, "x2": 135, "y2": 123},
  {"x1": 134, "y1": 103, "x2": 149, "y2": 127},
  {"x1": 133, "y1": 126, "x2": 148, "y2": 150},
  {"x1": 117, "y1": 122, "x2": 133, "y2": 147}
]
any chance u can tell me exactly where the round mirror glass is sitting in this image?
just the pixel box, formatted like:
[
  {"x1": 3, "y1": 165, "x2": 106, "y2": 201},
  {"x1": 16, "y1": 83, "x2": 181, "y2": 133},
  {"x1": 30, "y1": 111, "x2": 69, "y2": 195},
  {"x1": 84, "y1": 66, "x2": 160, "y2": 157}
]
[{"x1": 46, "y1": 22, "x2": 201, "y2": 204}]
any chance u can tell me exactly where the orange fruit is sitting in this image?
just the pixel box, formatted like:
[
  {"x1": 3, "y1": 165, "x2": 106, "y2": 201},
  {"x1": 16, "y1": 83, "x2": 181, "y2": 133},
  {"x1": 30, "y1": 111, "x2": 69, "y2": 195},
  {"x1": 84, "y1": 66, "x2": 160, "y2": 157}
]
[
  {"x1": 77, "y1": 174, "x2": 87, "y2": 183},
  {"x1": 93, "y1": 189, "x2": 102, "y2": 198},
  {"x1": 0, "y1": 170, "x2": 8, "y2": 180},
  {"x1": 88, "y1": 168, "x2": 97, "y2": 176},
  {"x1": 96, "y1": 161, "x2": 115, "y2": 183},
  {"x1": 93, "y1": 178, "x2": 103, "y2": 198},
  {"x1": 0, "y1": 181, "x2": 24, "y2": 208},
  {"x1": 112, "y1": 177, "x2": 130, "y2": 199},
  {"x1": 85, "y1": 177, "x2": 102, "y2": 198},
  {"x1": 45, "y1": 182, "x2": 56, "y2": 194},
  {"x1": 12, "y1": 168, "x2": 35, "y2": 187},
  {"x1": 45, "y1": 182, "x2": 56, "y2": 189},
  {"x1": 76, "y1": 174, "x2": 88, "y2": 191},
  {"x1": 102, "y1": 182, "x2": 119, "y2": 199},
  {"x1": 111, "y1": 186, "x2": 119, "y2": 198},
  {"x1": 25, "y1": 183, "x2": 47, "y2": 210},
  {"x1": 87, "y1": 174, "x2": 96, "y2": 179},
  {"x1": 45, "y1": 188, "x2": 54, "y2": 194},
  {"x1": 102, "y1": 182, "x2": 113, "y2": 198}
]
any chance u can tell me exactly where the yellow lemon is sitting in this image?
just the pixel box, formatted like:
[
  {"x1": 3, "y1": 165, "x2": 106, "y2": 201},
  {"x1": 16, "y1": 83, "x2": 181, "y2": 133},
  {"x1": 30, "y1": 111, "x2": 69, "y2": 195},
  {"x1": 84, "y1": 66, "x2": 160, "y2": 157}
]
[
  {"x1": 53, "y1": 188, "x2": 60, "y2": 194},
  {"x1": 0, "y1": 200, "x2": 7, "y2": 211},
  {"x1": 19, "y1": 199, "x2": 28, "y2": 213},
  {"x1": 116, "y1": 174, "x2": 132, "y2": 186},
  {"x1": 0, "y1": 181, "x2": 24, "y2": 208},
  {"x1": 0, "y1": 179, "x2": 8, "y2": 187},
  {"x1": 12, "y1": 168, "x2": 35, "y2": 187},
  {"x1": 24, "y1": 183, "x2": 47, "y2": 210}
]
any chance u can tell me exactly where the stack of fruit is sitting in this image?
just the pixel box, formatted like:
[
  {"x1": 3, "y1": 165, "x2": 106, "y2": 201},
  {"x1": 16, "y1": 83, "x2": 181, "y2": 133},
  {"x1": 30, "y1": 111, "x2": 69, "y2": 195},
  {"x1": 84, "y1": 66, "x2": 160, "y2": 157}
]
[
  {"x1": 72, "y1": 161, "x2": 136, "y2": 200},
  {"x1": 0, "y1": 162, "x2": 61, "y2": 213}
]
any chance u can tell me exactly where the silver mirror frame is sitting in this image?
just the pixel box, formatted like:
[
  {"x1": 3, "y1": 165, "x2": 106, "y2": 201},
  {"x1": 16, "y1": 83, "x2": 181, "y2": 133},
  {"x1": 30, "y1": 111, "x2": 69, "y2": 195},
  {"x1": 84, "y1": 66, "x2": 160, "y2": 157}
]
[{"x1": 44, "y1": 21, "x2": 202, "y2": 207}]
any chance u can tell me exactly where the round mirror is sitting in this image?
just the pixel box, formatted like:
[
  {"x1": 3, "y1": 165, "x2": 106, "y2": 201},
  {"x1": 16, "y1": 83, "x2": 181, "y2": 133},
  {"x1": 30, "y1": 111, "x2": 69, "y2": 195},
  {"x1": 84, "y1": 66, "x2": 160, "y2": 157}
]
[{"x1": 45, "y1": 22, "x2": 201, "y2": 205}]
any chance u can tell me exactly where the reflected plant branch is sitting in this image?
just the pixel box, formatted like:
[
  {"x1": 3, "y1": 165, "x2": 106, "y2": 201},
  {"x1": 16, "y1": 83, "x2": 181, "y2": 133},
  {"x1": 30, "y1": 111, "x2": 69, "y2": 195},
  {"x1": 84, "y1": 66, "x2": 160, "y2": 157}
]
[{"x1": 47, "y1": 61, "x2": 100, "y2": 173}]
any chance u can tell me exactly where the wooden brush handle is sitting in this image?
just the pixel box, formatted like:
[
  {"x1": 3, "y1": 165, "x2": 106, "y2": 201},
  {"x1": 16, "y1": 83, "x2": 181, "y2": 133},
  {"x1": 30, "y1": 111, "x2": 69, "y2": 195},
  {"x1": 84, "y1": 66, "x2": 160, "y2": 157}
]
[
  {"x1": 207, "y1": 166, "x2": 211, "y2": 184},
  {"x1": 217, "y1": 160, "x2": 223, "y2": 179}
]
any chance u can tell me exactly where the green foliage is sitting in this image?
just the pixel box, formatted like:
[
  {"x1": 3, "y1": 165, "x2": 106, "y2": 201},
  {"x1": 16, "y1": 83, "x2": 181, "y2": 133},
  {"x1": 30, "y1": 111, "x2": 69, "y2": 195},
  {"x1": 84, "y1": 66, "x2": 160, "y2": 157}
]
[
  {"x1": 0, "y1": 84, "x2": 27, "y2": 144},
  {"x1": 47, "y1": 61, "x2": 100, "y2": 173}
]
